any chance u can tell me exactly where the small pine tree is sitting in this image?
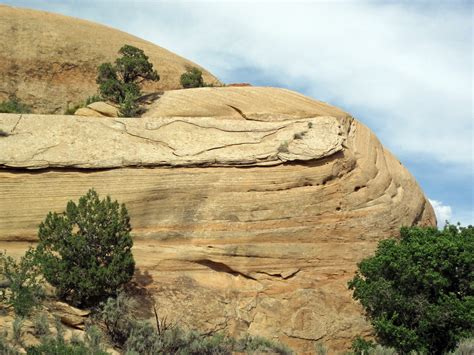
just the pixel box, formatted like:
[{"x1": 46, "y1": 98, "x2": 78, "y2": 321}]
[
  {"x1": 96, "y1": 45, "x2": 159, "y2": 117},
  {"x1": 36, "y1": 189, "x2": 135, "y2": 307}
]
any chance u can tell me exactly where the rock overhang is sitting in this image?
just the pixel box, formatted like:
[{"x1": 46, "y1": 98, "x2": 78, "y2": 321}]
[{"x1": 0, "y1": 114, "x2": 349, "y2": 169}]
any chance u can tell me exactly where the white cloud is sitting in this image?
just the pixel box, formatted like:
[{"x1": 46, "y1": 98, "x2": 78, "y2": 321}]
[{"x1": 429, "y1": 199, "x2": 453, "y2": 228}]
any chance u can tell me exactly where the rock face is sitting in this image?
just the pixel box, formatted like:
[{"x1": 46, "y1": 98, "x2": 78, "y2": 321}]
[
  {"x1": 0, "y1": 87, "x2": 436, "y2": 352},
  {"x1": 0, "y1": 5, "x2": 220, "y2": 114}
]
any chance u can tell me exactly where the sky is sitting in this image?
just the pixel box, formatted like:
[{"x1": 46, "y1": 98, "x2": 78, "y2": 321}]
[{"x1": 3, "y1": 0, "x2": 473, "y2": 226}]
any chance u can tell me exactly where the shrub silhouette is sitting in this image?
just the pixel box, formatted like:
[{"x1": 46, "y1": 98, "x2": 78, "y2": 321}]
[{"x1": 36, "y1": 189, "x2": 135, "y2": 307}]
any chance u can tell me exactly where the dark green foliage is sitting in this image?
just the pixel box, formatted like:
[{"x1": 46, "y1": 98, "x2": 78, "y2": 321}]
[
  {"x1": 348, "y1": 224, "x2": 474, "y2": 354},
  {"x1": 119, "y1": 92, "x2": 140, "y2": 118},
  {"x1": 96, "y1": 45, "x2": 159, "y2": 117},
  {"x1": 0, "y1": 249, "x2": 44, "y2": 317},
  {"x1": 351, "y1": 336, "x2": 375, "y2": 354},
  {"x1": 180, "y1": 67, "x2": 205, "y2": 88},
  {"x1": 115, "y1": 45, "x2": 159, "y2": 85},
  {"x1": 0, "y1": 97, "x2": 31, "y2": 114},
  {"x1": 36, "y1": 189, "x2": 135, "y2": 307}
]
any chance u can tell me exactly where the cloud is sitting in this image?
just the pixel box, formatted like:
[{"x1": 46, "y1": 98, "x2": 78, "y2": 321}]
[{"x1": 429, "y1": 199, "x2": 453, "y2": 227}]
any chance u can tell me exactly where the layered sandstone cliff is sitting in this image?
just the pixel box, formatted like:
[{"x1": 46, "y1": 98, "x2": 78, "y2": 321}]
[
  {"x1": 0, "y1": 87, "x2": 435, "y2": 352},
  {"x1": 0, "y1": 5, "x2": 220, "y2": 114}
]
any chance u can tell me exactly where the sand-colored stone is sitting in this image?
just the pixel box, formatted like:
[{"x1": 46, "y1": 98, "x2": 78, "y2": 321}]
[
  {"x1": 0, "y1": 5, "x2": 220, "y2": 114},
  {"x1": 87, "y1": 101, "x2": 119, "y2": 117},
  {"x1": 74, "y1": 107, "x2": 106, "y2": 117},
  {"x1": 144, "y1": 86, "x2": 348, "y2": 121},
  {"x1": 0, "y1": 87, "x2": 436, "y2": 352},
  {"x1": 0, "y1": 114, "x2": 345, "y2": 169}
]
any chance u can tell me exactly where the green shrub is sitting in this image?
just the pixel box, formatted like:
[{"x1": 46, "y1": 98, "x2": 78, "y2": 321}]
[
  {"x1": 0, "y1": 330, "x2": 18, "y2": 355},
  {"x1": 33, "y1": 313, "x2": 50, "y2": 338},
  {"x1": 36, "y1": 189, "x2": 135, "y2": 307},
  {"x1": 96, "y1": 45, "x2": 159, "y2": 117},
  {"x1": 235, "y1": 334, "x2": 292, "y2": 354},
  {"x1": 85, "y1": 94, "x2": 102, "y2": 106},
  {"x1": 27, "y1": 322, "x2": 108, "y2": 355},
  {"x1": 351, "y1": 336, "x2": 376, "y2": 354},
  {"x1": 180, "y1": 66, "x2": 205, "y2": 88},
  {"x1": 0, "y1": 248, "x2": 44, "y2": 317},
  {"x1": 100, "y1": 292, "x2": 136, "y2": 345},
  {"x1": 0, "y1": 97, "x2": 31, "y2": 114},
  {"x1": 348, "y1": 224, "x2": 474, "y2": 354},
  {"x1": 119, "y1": 92, "x2": 140, "y2": 118},
  {"x1": 12, "y1": 317, "x2": 24, "y2": 345},
  {"x1": 64, "y1": 95, "x2": 103, "y2": 115}
]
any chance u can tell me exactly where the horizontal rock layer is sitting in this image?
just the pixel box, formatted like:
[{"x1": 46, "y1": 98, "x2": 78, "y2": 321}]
[{"x1": 0, "y1": 114, "x2": 345, "y2": 169}]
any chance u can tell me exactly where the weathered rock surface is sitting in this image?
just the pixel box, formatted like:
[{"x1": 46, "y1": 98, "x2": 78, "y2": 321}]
[
  {"x1": 87, "y1": 102, "x2": 119, "y2": 117},
  {"x1": 0, "y1": 5, "x2": 220, "y2": 114},
  {"x1": 0, "y1": 87, "x2": 436, "y2": 352},
  {"x1": 143, "y1": 86, "x2": 348, "y2": 121},
  {"x1": 74, "y1": 107, "x2": 106, "y2": 117},
  {"x1": 0, "y1": 115, "x2": 345, "y2": 169}
]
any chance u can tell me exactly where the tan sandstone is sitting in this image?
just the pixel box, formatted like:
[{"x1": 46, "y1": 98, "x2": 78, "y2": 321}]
[
  {"x1": 0, "y1": 5, "x2": 220, "y2": 114},
  {"x1": 74, "y1": 107, "x2": 106, "y2": 117},
  {"x1": 0, "y1": 87, "x2": 436, "y2": 353},
  {"x1": 87, "y1": 102, "x2": 119, "y2": 117}
]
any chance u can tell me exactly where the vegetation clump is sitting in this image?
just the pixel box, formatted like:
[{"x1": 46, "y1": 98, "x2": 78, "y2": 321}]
[
  {"x1": 64, "y1": 95, "x2": 102, "y2": 115},
  {"x1": 0, "y1": 249, "x2": 44, "y2": 317},
  {"x1": 0, "y1": 97, "x2": 31, "y2": 114},
  {"x1": 348, "y1": 224, "x2": 474, "y2": 354},
  {"x1": 96, "y1": 45, "x2": 159, "y2": 117},
  {"x1": 36, "y1": 189, "x2": 135, "y2": 307},
  {"x1": 180, "y1": 66, "x2": 205, "y2": 89}
]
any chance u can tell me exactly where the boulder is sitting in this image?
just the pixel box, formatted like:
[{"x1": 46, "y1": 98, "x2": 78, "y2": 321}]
[
  {"x1": 0, "y1": 5, "x2": 220, "y2": 114},
  {"x1": 0, "y1": 87, "x2": 435, "y2": 352},
  {"x1": 87, "y1": 102, "x2": 119, "y2": 117},
  {"x1": 74, "y1": 107, "x2": 105, "y2": 117}
]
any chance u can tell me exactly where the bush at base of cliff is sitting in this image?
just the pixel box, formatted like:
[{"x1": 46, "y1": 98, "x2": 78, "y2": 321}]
[
  {"x1": 0, "y1": 249, "x2": 44, "y2": 317},
  {"x1": 0, "y1": 97, "x2": 31, "y2": 114},
  {"x1": 35, "y1": 189, "x2": 135, "y2": 307},
  {"x1": 26, "y1": 324, "x2": 108, "y2": 355},
  {"x1": 348, "y1": 224, "x2": 474, "y2": 354},
  {"x1": 100, "y1": 292, "x2": 292, "y2": 354}
]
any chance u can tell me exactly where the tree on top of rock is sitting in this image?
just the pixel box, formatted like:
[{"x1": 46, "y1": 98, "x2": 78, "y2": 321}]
[{"x1": 96, "y1": 45, "x2": 159, "y2": 117}]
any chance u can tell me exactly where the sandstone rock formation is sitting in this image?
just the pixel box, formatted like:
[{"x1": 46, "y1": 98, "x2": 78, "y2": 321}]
[
  {"x1": 0, "y1": 87, "x2": 436, "y2": 352},
  {"x1": 0, "y1": 5, "x2": 220, "y2": 114}
]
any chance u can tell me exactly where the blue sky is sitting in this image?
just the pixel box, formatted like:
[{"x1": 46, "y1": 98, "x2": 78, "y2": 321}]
[{"x1": 3, "y1": 0, "x2": 473, "y2": 226}]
